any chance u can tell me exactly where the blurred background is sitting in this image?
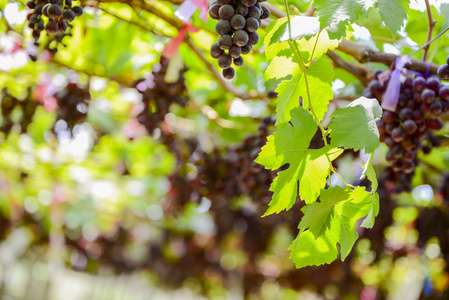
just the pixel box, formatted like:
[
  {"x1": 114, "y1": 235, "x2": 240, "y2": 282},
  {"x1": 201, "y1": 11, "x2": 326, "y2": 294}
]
[{"x1": 1, "y1": 0, "x2": 449, "y2": 299}]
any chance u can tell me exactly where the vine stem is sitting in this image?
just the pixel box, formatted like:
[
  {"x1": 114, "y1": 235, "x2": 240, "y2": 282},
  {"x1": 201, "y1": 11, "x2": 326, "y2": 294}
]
[
  {"x1": 422, "y1": 0, "x2": 435, "y2": 61},
  {"x1": 409, "y1": 26, "x2": 449, "y2": 58},
  {"x1": 307, "y1": 32, "x2": 321, "y2": 66},
  {"x1": 282, "y1": 0, "x2": 352, "y2": 189}
]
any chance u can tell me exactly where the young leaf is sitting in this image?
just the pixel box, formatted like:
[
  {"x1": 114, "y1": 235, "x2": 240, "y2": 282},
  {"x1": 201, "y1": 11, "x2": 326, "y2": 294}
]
[
  {"x1": 256, "y1": 107, "x2": 343, "y2": 215},
  {"x1": 275, "y1": 57, "x2": 334, "y2": 124},
  {"x1": 265, "y1": 56, "x2": 298, "y2": 81},
  {"x1": 263, "y1": 17, "x2": 321, "y2": 47},
  {"x1": 361, "y1": 192, "x2": 380, "y2": 229},
  {"x1": 361, "y1": 153, "x2": 378, "y2": 192},
  {"x1": 296, "y1": 30, "x2": 341, "y2": 62},
  {"x1": 313, "y1": 0, "x2": 369, "y2": 39},
  {"x1": 378, "y1": 0, "x2": 409, "y2": 37},
  {"x1": 329, "y1": 97, "x2": 382, "y2": 153},
  {"x1": 289, "y1": 186, "x2": 372, "y2": 268}
]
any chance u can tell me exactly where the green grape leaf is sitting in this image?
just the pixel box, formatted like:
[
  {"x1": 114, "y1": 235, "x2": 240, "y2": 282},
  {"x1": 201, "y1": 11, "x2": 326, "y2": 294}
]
[
  {"x1": 266, "y1": 41, "x2": 290, "y2": 61},
  {"x1": 275, "y1": 57, "x2": 334, "y2": 124},
  {"x1": 313, "y1": 0, "x2": 369, "y2": 39},
  {"x1": 360, "y1": 153, "x2": 378, "y2": 192},
  {"x1": 289, "y1": 186, "x2": 372, "y2": 268},
  {"x1": 301, "y1": 58, "x2": 334, "y2": 121},
  {"x1": 378, "y1": 0, "x2": 409, "y2": 37},
  {"x1": 265, "y1": 29, "x2": 341, "y2": 62},
  {"x1": 265, "y1": 56, "x2": 298, "y2": 81},
  {"x1": 329, "y1": 97, "x2": 382, "y2": 153},
  {"x1": 442, "y1": 3, "x2": 449, "y2": 28},
  {"x1": 278, "y1": 16, "x2": 321, "y2": 42},
  {"x1": 296, "y1": 29, "x2": 341, "y2": 61},
  {"x1": 256, "y1": 107, "x2": 343, "y2": 215},
  {"x1": 263, "y1": 17, "x2": 321, "y2": 47},
  {"x1": 361, "y1": 192, "x2": 380, "y2": 229}
]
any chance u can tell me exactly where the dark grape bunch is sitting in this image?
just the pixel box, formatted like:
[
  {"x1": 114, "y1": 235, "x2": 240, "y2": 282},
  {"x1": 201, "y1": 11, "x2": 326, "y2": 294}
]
[
  {"x1": 54, "y1": 82, "x2": 90, "y2": 131},
  {"x1": 191, "y1": 116, "x2": 276, "y2": 204},
  {"x1": 136, "y1": 58, "x2": 188, "y2": 135},
  {"x1": 209, "y1": 0, "x2": 270, "y2": 80},
  {"x1": 0, "y1": 87, "x2": 37, "y2": 135},
  {"x1": 364, "y1": 70, "x2": 447, "y2": 193},
  {"x1": 26, "y1": 0, "x2": 83, "y2": 45}
]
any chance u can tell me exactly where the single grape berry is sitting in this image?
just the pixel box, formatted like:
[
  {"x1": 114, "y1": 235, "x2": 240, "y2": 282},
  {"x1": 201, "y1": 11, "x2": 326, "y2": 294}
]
[
  {"x1": 236, "y1": 5, "x2": 248, "y2": 16},
  {"x1": 230, "y1": 14, "x2": 245, "y2": 30},
  {"x1": 57, "y1": 20, "x2": 67, "y2": 33},
  {"x1": 241, "y1": 44, "x2": 252, "y2": 54},
  {"x1": 223, "y1": 67, "x2": 236, "y2": 80},
  {"x1": 427, "y1": 117, "x2": 444, "y2": 131},
  {"x1": 369, "y1": 80, "x2": 383, "y2": 96},
  {"x1": 218, "y1": 34, "x2": 233, "y2": 50},
  {"x1": 248, "y1": 6, "x2": 261, "y2": 18},
  {"x1": 437, "y1": 64, "x2": 449, "y2": 80},
  {"x1": 247, "y1": 31, "x2": 259, "y2": 45},
  {"x1": 34, "y1": 4, "x2": 43, "y2": 14},
  {"x1": 245, "y1": 17, "x2": 259, "y2": 32},
  {"x1": 242, "y1": 0, "x2": 257, "y2": 7},
  {"x1": 403, "y1": 119, "x2": 418, "y2": 135},
  {"x1": 48, "y1": 4, "x2": 62, "y2": 19},
  {"x1": 391, "y1": 127, "x2": 405, "y2": 143},
  {"x1": 27, "y1": 1, "x2": 36, "y2": 9},
  {"x1": 63, "y1": 9, "x2": 76, "y2": 22},
  {"x1": 45, "y1": 20, "x2": 58, "y2": 34},
  {"x1": 210, "y1": 42, "x2": 224, "y2": 59},
  {"x1": 218, "y1": 54, "x2": 232, "y2": 69},
  {"x1": 234, "y1": 57, "x2": 244, "y2": 66},
  {"x1": 215, "y1": 20, "x2": 231, "y2": 35},
  {"x1": 399, "y1": 107, "x2": 412, "y2": 120},
  {"x1": 426, "y1": 76, "x2": 440, "y2": 91},
  {"x1": 260, "y1": 5, "x2": 270, "y2": 19},
  {"x1": 219, "y1": 4, "x2": 234, "y2": 20},
  {"x1": 42, "y1": 3, "x2": 51, "y2": 17},
  {"x1": 229, "y1": 45, "x2": 242, "y2": 59},
  {"x1": 72, "y1": 6, "x2": 83, "y2": 17},
  {"x1": 233, "y1": 30, "x2": 249, "y2": 47},
  {"x1": 422, "y1": 89, "x2": 436, "y2": 105},
  {"x1": 209, "y1": 4, "x2": 220, "y2": 20},
  {"x1": 439, "y1": 86, "x2": 449, "y2": 101},
  {"x1": 413, "y1": 76, "x2": 427, "y2": 92},
  {"x1": 430, "y1": 101, "x2": 443, "y2": 115}
]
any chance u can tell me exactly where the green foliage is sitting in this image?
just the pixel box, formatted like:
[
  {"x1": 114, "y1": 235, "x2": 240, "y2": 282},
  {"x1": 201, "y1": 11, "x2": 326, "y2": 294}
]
[
  {"x1": 289, "y1": 186, "x2": 373, "y2": 268},
  {"x1": 328, "y1": 97, "x2": 383, "y2": 153},
  {"x1": 256, "y1": 107, "x2": 343, "y2": 214},
  {"x1": 377, "y1": 0, "x2": 409, "y2": 37},
  {"x1": 313, "y1": 0, "x2": 368, "y2": 39}
]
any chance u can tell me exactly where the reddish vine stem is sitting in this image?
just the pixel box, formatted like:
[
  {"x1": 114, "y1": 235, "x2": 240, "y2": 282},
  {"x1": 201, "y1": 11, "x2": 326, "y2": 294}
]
[{"x1": 423, "y1": 0, "x2": 435, "y2": 61}]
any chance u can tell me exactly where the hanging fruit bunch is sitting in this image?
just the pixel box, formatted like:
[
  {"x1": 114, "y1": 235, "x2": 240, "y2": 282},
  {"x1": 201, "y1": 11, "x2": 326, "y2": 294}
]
[{"x1": 208, "y1": 0, "x2": 271, "y2": 80}]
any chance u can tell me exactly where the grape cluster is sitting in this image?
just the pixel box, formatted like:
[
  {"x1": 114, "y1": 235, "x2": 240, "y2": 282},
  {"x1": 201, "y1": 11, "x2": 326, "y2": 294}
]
[
  {"x1": 0, "y1": 87, "x2": 38, "y2": 136},
  {"x1": 26, "y1": 0, "x2": 83, "y2": 44},
  {"x1": 191, "y1": 116, "x2": 276, "y2": 204},
  {"x1": 364, "y1": 71, "x2": 447, "y2": 193},
  {"x1": 54, "y1": 82, "x2": 90, "y2": 131},
  {"x1": 136, "y1": 58, "x2": 188, "y2": 135},
  {"x1": 209, "y1": 0, "x2": 270, "y2": 80}
]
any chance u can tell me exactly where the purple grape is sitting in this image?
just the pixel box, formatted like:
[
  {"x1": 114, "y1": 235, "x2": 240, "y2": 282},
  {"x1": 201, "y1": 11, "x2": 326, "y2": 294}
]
[{"x1": 413, "y1": 77, "x2": 427, "y2": 92}]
